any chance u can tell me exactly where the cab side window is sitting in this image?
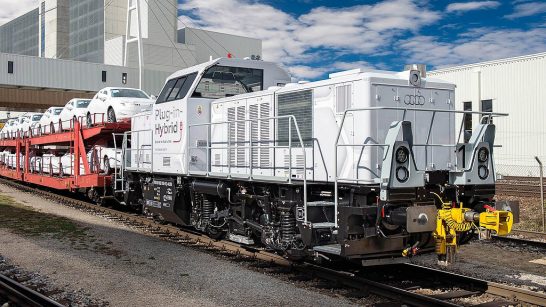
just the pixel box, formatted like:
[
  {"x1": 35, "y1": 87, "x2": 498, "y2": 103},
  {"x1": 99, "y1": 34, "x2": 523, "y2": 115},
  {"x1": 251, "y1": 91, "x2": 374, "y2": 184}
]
[{"x1": 156, "y1": 73, "x2": 197, "y2": 104}]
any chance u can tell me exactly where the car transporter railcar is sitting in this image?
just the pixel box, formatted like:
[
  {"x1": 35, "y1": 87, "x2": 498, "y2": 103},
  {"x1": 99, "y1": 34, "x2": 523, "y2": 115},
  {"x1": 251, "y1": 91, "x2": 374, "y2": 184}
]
[{"x1": 0, "y1": 58, "x2": 515, "y2": 266}]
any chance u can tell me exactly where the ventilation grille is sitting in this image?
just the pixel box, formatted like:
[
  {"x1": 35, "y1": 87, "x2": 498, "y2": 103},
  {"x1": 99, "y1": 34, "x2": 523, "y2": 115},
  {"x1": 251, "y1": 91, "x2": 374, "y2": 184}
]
[
  {"x1": 277, "y1": 90, "x2": 312, "y2": 147},
  {"x1": 336, "y1": 84, "x2": 352, "y2": 113},
  {"x1": 284, "y1": 154, "x2": 305, "y2": 176}
]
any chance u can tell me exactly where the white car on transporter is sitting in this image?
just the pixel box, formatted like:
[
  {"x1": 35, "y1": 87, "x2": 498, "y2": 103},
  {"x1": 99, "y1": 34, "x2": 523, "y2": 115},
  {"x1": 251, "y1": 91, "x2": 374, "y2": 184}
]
[
  {"x1": 1, "y1": 119, "x2": 18, "y2": 139},
  {"x1": 38, "y1": 107, "x2": 65, "y2": 134},
  {"x1": 58, "y1": 99, "x2": 92, "y2": 130},
  {"x1": 19, "y1": 113, "x2": 43, "y2": 137},
  {"x1": 86, "y1": 87, "x2": 154, "y2": 127},
  {"x1": 87, "y1": 145, "x2": 122, "y2": 174}
]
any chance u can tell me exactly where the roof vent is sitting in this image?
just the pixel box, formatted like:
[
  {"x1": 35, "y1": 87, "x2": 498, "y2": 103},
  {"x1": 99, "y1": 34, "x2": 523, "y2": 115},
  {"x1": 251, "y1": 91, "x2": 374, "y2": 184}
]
[
  {"x1": 329, "y1": 68, "x2": 363, "y2": 79},
  {"x1": 404, "y1": 64, "x2": 427, "y2": 77}
]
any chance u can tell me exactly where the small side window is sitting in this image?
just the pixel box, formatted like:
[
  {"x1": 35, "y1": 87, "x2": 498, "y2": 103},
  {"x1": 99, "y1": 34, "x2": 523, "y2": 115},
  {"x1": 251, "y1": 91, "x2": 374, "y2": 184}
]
[
  {"x1": 156, "y1": 79, "x2": 177, "y2": 104},
  {"x1": 102, "y1": 71, "x2": 107, "y2": 82},
  {"x1": 177, "y1": 73, "x2": 197, "y2": 100},
  {"x1": 7, "y1": 61, "x2": 14, "y2": 74}
]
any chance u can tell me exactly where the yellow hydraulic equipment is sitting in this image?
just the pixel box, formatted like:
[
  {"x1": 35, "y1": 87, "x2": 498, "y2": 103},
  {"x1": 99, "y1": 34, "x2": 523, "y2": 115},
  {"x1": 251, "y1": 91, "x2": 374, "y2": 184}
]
[{"x1": 434, "y1": 200, "x2": 513, "y2": 265}]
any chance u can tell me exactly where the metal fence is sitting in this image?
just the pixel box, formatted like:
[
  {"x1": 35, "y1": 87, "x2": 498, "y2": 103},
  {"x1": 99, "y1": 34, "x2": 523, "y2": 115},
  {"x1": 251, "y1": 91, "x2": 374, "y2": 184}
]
[{"x1": 495, "y1": 157, "x2": 545, "y2": 233}]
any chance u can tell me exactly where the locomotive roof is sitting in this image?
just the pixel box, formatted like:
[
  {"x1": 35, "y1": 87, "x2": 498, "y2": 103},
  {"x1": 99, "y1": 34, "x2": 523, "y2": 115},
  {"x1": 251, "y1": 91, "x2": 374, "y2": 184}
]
[
  {"x1": 211, "y1": 68, "x2": 455, "y2": 103},
  {"x1": 166, "y1": 57, "x2": 290, "y2": 81}
]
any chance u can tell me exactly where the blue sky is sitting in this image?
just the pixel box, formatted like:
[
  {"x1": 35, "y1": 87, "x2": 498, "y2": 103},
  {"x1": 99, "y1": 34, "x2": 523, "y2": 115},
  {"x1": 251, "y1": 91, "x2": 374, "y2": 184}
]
[{"x1": 178, "y1": 0, "x2": 546, "y2": 79}]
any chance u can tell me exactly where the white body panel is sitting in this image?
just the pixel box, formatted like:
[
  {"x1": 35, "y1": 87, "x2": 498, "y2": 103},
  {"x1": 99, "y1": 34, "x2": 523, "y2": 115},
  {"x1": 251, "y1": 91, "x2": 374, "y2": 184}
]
[
  {"x1": 127, "y1": 58, "x2": 455, "y2": 185},
  {"x1": 208, "y1": 71, "x2": 455, "y2": 183},
  {"x1": 130, "y1": 58, "x2": 291, "y2": 176}
]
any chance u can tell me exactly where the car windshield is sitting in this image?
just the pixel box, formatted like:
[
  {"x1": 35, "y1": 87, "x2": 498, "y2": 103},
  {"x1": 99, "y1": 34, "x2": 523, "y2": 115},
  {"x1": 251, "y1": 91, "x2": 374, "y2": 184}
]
[
  {"x1": 53, "y1": 109, "x2": 63, "y2": 115},
  {"x1": 76, "y1": 100, "x2": 91, "y2": 108},
  {"x1": 110, "y1": 89, "x2": 149, "y2": 99},
  {"x1": 32, "y1": 115, "x2": 42, "y2": 121}
]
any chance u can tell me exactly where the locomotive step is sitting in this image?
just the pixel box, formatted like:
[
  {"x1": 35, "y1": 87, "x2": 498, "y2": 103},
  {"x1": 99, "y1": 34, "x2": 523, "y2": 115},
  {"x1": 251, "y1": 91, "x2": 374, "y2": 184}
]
[
  {"x1": 306, "y1": 201, "x2": 335, "y2": 207},
  {"x1": 313, "y1": 244, "x2": 341, "y2": 255},
  {"x1": 311, "y1": 222, "x2": 336, "y2": 229}
]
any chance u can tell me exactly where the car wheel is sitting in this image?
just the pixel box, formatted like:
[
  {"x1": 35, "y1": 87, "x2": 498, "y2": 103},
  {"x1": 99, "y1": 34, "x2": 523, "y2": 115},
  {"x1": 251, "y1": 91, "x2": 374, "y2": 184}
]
[
  {"x1": 86, "y1": 113, "x2": 93, "y2": 128},
  {"x1": 103, "y1": 156, "x2": 111, "y2": 174},
  {"x1": 50, "y1": 122, "x2": 55, "y2": 133},
  {"x1": 38, "y1": 125, "x2": 42, "y2": 136},
  {"x1": 59, "y1": 119, "x2": 63, "y2": 131},
  {"x1": 107, "y1": 108, "x2": 116, "y2": 123}
]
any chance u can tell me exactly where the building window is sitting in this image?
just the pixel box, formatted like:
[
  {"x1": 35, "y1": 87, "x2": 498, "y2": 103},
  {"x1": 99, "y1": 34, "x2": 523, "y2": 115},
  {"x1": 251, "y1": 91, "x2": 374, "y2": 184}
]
[
  {"x1": 102, "y1": 71, "x2": 107, "y2": 82},
  {"x1": 481, "y1": 99, "x2": 493, "y2": 124},
  {"x1": 463, "y1": 101, "x2": 472, "y2": 142},
  {"x1": 122, "y1": 73, "x2": 127, "y2": 84},
  {"x1": 7, "y1": 61, "x2": 14, "y2": 74}
]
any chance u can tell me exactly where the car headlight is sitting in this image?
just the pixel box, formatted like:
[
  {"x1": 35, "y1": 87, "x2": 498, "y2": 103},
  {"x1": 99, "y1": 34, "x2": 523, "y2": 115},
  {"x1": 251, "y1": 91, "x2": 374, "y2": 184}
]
[
  {"x1": 478, "y1": 147, "x2": 489, "y2": 163},
  {"x1": 396, "y1": 147, "x2": 409, "y2": 164},
  {"x1": 478, "y1": 165, "x2": 489, "y2": 179},
  {"x1": 396, "y1": 166, "x2": 409, "y2": 182}
]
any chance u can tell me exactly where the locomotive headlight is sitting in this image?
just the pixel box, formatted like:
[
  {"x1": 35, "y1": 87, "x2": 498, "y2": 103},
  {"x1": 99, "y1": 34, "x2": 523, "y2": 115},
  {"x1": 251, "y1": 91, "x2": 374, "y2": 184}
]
[
  {"x1": 478, "y1": 165, "x2": 489, "y2": 179},
  {"x1": 396, "y1": 147, "x2": 409, "y2": 164},
  {"x1": 478, "y1": 147, "x2": 489, "y2": 163},
  {"x1": 409, "y1": 70, "x2": 421, "y2": 87},
  {"x1": 396, "y1": 166, "x2": 409, "y2": 182}
]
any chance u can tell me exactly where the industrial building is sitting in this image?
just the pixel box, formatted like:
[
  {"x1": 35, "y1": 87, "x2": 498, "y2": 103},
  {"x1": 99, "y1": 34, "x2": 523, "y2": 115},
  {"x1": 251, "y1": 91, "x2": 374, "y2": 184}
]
[
  {"x1": 0, "y1": 0, "x2": 262, "y2": 112},
  {"x1": 429, "y1": 52, "x2": 546, "y2": 177}
]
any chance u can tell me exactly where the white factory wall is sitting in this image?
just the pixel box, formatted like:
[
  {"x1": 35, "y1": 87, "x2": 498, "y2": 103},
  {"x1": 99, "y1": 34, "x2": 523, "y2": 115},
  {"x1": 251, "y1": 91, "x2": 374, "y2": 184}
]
[
  {"x1": 180, "y1": 28, "x2": 262, "y2": 63},
  {"x1": 429, "y1": 52, "x2": 546, "y2": 177},
  {"x1": 0, "y1": 52, "x2": 139, "y2": 91}
]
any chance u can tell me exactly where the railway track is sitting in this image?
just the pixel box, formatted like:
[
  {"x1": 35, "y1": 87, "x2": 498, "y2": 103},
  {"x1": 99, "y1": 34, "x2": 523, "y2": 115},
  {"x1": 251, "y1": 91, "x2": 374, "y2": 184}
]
[
  {"x1": 1, "y1": 177, "x2": 545, "y2": 307},
  {"x1": 0, "y1": 273, "x2": 64, "y2": 307},
  {"x1": 492, "y1": 229, "x2": 546, "y2": 249},
  {"x1": 496, "y1": 176, "x2": 543, "y2": 197}
]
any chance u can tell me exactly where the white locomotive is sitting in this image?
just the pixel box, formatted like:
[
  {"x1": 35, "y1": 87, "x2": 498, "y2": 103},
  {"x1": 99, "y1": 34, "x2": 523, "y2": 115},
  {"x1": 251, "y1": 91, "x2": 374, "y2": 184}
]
[{"x1": 115, "y1": 58, "x2": 511, "y2": 264}]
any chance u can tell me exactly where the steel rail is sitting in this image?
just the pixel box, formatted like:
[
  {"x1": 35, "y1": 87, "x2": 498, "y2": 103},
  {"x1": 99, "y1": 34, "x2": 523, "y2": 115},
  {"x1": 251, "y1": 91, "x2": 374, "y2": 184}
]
[
  {"x1": 0, "y1": 273, "x2": 64, "y2": 307},
  {"x1": 403, "y1": 264, "x2": 546, "y2": 306},
  {"x1": 1, "y1": 177, "x2": 545, "y2": 306}
]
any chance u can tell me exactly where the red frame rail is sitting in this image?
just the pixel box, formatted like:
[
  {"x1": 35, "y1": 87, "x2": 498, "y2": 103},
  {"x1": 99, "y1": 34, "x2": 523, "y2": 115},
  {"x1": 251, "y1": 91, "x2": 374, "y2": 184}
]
[{"x1": 0, "y1": 120, "x2": 130, "y2": 190}]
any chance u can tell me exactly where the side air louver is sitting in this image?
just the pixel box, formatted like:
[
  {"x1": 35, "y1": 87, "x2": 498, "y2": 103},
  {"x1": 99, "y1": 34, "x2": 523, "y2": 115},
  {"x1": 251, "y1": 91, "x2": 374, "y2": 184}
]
[
  {"x1": 336, "y1": 84, "x2": 352, "y2": 114},
  {"x1": 277, "y1": 90, "x2": 312, "y2": 147},
  {"x1": 236, "y1": 106, "x2": 246, "y2": 167}
]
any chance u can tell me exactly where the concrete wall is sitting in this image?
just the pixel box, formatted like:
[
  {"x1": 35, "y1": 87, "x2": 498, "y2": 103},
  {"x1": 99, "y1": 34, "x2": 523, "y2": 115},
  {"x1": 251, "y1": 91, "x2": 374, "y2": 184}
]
[
  {"x1": 40, "y1": 0, "x2": 70, "y2": 59},
  {"x1": 0, "y1": 52, "x2": 138, "y2": 92},
  {"x1": 429, "y1": 52, "x2": 546, "y2": 176}
]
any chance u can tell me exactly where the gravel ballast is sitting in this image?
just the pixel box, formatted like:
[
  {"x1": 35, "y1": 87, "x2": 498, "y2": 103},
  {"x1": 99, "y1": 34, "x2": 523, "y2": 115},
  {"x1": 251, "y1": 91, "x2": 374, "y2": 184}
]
[{"x1": 0, "y1": 183, "x2": 357, "y2": 307}]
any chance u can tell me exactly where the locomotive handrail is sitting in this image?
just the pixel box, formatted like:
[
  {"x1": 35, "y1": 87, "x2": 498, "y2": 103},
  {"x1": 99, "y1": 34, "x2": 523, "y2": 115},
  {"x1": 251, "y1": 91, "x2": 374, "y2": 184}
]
[
  {"x1": 333, "y1": 106, "x2": 508, "y2": 228},
  {"x1": 189, "y1": 114, "x2": 309, "y2": 223}
]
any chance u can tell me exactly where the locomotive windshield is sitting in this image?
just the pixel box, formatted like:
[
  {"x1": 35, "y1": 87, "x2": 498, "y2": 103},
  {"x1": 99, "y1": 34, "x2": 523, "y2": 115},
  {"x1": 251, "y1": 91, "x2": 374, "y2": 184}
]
[{"x1": 192, "y1": 65, "x2": 263, "y2": 99}]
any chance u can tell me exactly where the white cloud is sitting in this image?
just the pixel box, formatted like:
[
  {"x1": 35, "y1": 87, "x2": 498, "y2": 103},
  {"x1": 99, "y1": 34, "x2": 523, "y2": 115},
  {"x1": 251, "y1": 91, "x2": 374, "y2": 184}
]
[
  {"x1": 0, "y1": 0, "x2": 37, "y2": 25},
  {"x1": 446, "y1": 1, "x2": 500, "y2": 13},
  {"x1": 180, "y1": 0, "x2": 440, "y2": 78},
  {"x1": 505, "y1": 2, "x2": 546, "y2": 19},
  {"x1": 400, "y1": 27, "x2": 546, "y2": 68}
]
